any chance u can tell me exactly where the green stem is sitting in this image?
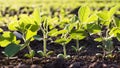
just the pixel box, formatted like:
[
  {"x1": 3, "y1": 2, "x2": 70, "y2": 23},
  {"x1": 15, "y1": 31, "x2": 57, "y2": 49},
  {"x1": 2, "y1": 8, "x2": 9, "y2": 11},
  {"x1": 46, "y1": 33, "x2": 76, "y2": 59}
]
[
  {"x1": 43, "y1": 33, "x2": 47, "y2": 57},
  {"x1": 76, "y1": 40, "x2": 79, "y2": 50},
  {"x1": 22, "y1": 33, "x2": 32, "y2": 53},
  {"x1": 63, "y1": 44, "x2": 66, "y2": 57}
]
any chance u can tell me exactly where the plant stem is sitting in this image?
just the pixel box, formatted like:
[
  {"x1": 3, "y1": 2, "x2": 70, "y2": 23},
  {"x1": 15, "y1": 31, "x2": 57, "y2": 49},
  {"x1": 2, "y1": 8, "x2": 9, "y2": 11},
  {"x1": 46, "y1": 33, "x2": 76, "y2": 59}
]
[
  {"x1": 43, "y1": 33, "x2": 47, "y2": 57},
  {"x1": 22, "y1": 33, "x2": 32, "y2": 53},
  {"x1": 63, "y1": 44, "x2": 66, "y2": 57},
  {"x1": 76, "y1": 40, "x2": 79, "y2": 50}
]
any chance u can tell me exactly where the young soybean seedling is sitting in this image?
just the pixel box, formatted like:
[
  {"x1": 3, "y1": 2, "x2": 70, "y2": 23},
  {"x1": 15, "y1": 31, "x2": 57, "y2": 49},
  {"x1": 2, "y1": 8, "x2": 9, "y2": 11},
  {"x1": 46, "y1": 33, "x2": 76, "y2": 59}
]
[
  {"x1": 49, "y1": 25, "x2": 71, "y2": 59},
  {"x1": 8, "y1": 8, "x2": 41, "y2": 62},
  {"x1": 34, "y1": 17, "x2": 53, "y2": 57},
  {"x1": 70, "y1": 5, "x2": 98, "y2": 54},
  {"x1": 0, "y1": 31, "x2": 20, "y2": 64},
  {"x1": 95, "y1": 6, "x2": 119, "y2": 59}
]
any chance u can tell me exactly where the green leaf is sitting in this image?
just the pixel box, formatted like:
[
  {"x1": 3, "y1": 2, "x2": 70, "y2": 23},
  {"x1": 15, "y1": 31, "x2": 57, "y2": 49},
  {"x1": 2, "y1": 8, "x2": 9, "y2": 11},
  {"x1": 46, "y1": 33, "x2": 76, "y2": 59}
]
[
  {"x1": 57, "y1": 54, "x2": 64, "y2": 58},
  {"x1": 78, "y1": 6, "x2": 91, "y2": 23},
  {"x1": 51, "y1": 30, "x2": 67, "y2": 36},
  {"x1": 94, "y1": 37, "x2": 102, "y2": 42},
  {"x1": 37, "y1": 50, "x2": 44, "y2": 57},
  {"x1": 78, "y1": 46, "x2": 85, "y2": 52},
  {"x1": 3, "y1": 43, "x2": 20, "y2": 57},
  {"x1": 70, "y1": 15, "x2": 78, "y2": 23},
  {"x1": 8, "y1": 21, "x2": 19, "y2": 31},
  {"x1": 109, "y1": 27, "x2": 120, "y2": 37},
  {"x1": 114, "y1": 17, "x2": 120, "y2": 27},
  {"x1": 108, "y1": 6, "x2": 119, "y2": 19},
  {"x1": 55, "y1": 38, "x2": 67, "y2": 44},
  {"x1": 33, "y1": 35, "x2": 42, "y2": 41},
  {"x1": 87, "y1": 14, "x2": 98, "y2": 23},
  {"x1": 24, "y1": 50, "x2": 35, "y2": 58},
  {"x1": 32, "y1": 8, "x2": 41, "y2": 25},
  {"x1": 19, "y1": 14, "x2": 35, "y2": 25},
  {"x1": 71, "y1": 46, "x2": 77, "y2": 52},
  {"x1": 29, "y1": 25, "x2": 39, "y2": 32},
  {"x1": 48, "y1": 29, "x2": 58, "y2": 36},
  {"x1": 0, "y1": 40, "x2": 11, "y2": 47},
  {"x1": 47, "y1": 51, "x2": 53, "y2": 56},
  {"x1": 70, "y1": 29, "x2": 87, "y2": 40},
  {"x1": 0, "y1": 31, "x2": 18, "y2": 47},
  {"x1": 26, "y1": 30, "x2": 37, "y2": 41},
  {"x1": 97, "y1": 11, "x2": 109, "y2": 21},
  {"x1": 86, "y1": 23, "x2": 101, "y2": 34}
]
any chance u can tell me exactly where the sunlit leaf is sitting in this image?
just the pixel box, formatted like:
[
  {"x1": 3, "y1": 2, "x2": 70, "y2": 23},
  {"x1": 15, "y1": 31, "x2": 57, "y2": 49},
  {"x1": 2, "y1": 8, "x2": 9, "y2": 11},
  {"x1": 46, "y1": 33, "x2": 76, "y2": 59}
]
[
  {"x1": 32, "y1": 8, "x2": 41, "y2": 25},
  {"x1": 70, "y1": 29, "x2": 87, "y2": 40},
  {"x1": 51, "y1": 30, "x2": 67, "y2": 36},
  {"x1": 87, "y1": 14, "x2": 98, "y2": 23},
  {"x1": 94, "y1": 37, "x2": 102, "y2": 42},
  {"x1": 8, "y1": 21, "x2": 19, "y2": 31},
  {"x1": 26, "y1": 30, "x2": 37, "y2": 41},
  {"x1": 97, "y1": 11, "x2": 109, "y2": 21},
  {"x1": 108, "y1": 6, "x2": 119, "y2": 19},
  {"x1": 78, "y1": 6, "x2": 91, "y2": 23}
]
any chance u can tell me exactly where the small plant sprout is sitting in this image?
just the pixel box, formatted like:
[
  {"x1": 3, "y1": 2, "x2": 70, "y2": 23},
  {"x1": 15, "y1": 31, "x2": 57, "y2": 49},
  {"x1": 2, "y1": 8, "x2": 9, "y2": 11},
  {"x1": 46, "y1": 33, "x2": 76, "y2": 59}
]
[
  {"x1": 8, "y1": 8, "x2": 41, "y2": 61},
  {"x1": 0, "y1": 31, "x2": 20, "y2": 64},
  {"x1": 95, "y1": 5, "x2": 119, "y2": 59},
  {"x1": 48, "y1": 24, "x2": 71, "y2": 59},
  {"x1": 71, "y1": 5, "x2": 98, "y2": 53},
  {"x1": 34, "y1": 17, "x2": 54, "y2": 57}
]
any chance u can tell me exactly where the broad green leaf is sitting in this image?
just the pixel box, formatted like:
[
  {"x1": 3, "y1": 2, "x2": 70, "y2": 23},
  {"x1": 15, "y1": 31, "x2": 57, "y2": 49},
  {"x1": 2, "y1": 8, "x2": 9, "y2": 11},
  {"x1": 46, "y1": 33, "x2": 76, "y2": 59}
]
[
  {"x1": 51, "y1": 30, "x2": 67, "y2": 36},
  {"x1": 0, "y1": 40, "x2": 11, "y2": 47},
  {"x1": 0, "y1": 31, "x2": 18, "y2": 47},
  {"x1": 32, "y1": 8, "x2": 41, "y2": 25},
  {"x1": 55, "y1": 38, "x2": 67, "y2": 44},
  {"x1": 70, "y1": 29, "x2": 87, "y2": 40},
  {"x1": 97, "y1": 11, "x2": 109, "y2": 21},
  {"x1": 19, "y1": 14, "x2": 35, "y2": 25},
  {"x1": 94, "y1": 37, "x2": 102, "y2": 42},
  {"x1": 55, "y1": 38, "x2": 71, "y2": 44},
  {"x1": 108, "y1": 6, "x2": 119, "y2": 19},
  {"x1": 87, "y1": 14, "x2": 98, "y2": 23},
  {"x1": 114, "y1": 17, "x2": 120, "y2": 27},
  {"x1": 109, "y1": 27, "x2": 120, "y2": 37},
  {"x1": 86, "y1": 23, "x2": 101, "y2": 34},
  {"x1": 3, "y1": 43, "x2": 20, "y2": 57},
  {"x1": 8, "y1": 21, "x2": 19, "y2": 31},
  {"x1": 26, "y1": 30, "x2": 37, "y2": 41},
  {"x1": 78, "y1": 6, "x2": 91, "y2": 23},
  {"x1": 29, "y1": 25, "x2": 39, "y2": 32},
  {"x1": 48, "y1": 29, "x2": 58, "y2": 36}
]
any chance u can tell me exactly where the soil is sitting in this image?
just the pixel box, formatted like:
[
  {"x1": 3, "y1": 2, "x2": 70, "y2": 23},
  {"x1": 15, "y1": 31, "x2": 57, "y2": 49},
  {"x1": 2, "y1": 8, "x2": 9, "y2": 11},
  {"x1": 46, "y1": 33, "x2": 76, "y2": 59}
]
[
  {"x1": 0, "y1": 37, "x2": 120, "y2": 68},
  {"x1": 0, "y1": 6, "x2": 120, "y2": 68}
]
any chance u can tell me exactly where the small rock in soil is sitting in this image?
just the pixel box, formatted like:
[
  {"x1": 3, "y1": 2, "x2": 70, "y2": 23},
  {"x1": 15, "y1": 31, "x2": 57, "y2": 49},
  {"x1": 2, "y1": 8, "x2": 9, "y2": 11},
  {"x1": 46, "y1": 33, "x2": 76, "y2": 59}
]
[
  {"x1": 108, "y1": 64, "x2": 120, "y2": 68},
  {"x1": 31, "y1": 64, "x2": 42, "y2": 68},
  {"x1": 16, "y1": 64, "x2": 30, "y2": 68},
  {"x1": 69, "y1": 62, "x2": 85, "y2": 68},
  {"x1": 43, "y1": 58, "x2": 67, "y2": 68},
  {"x1": 88, "y1": 61, "x2": 107, "y2": 68}
]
